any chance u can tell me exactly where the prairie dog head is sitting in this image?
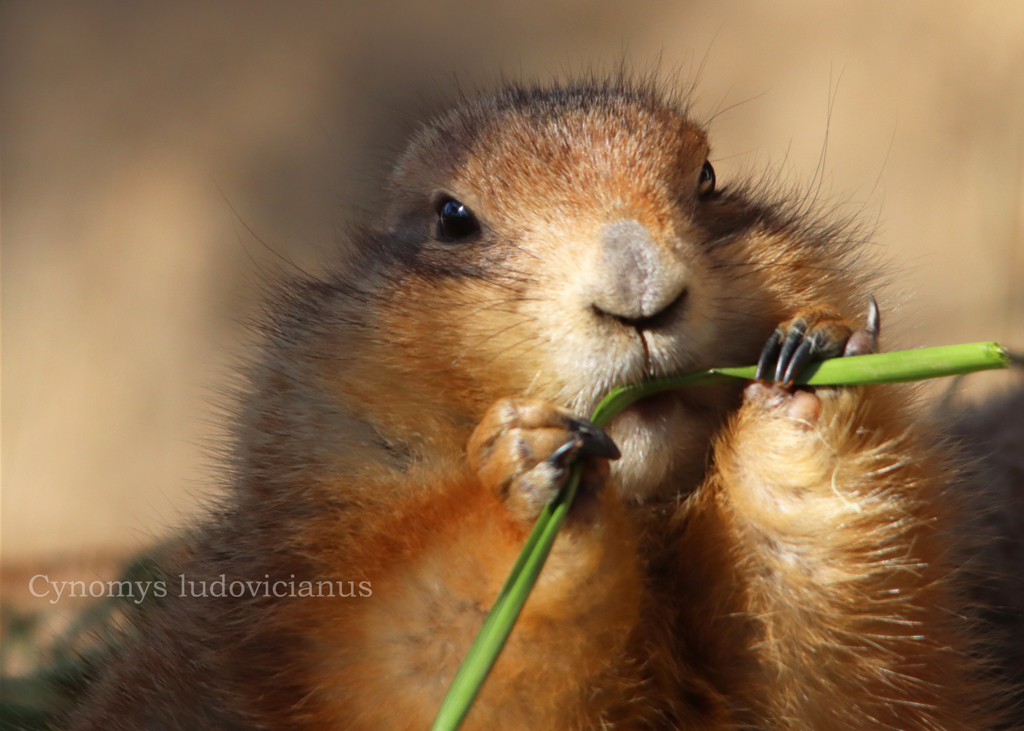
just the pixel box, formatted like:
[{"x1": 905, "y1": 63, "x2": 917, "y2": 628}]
[{"x1": 308, "y1": 79, "x2": 864, "y2": 500}]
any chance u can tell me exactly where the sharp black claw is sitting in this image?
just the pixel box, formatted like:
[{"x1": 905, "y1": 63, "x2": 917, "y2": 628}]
[
  {"x1": 775, "y1": 323, "x2": 807, "y2": 383},
  {"x1": 567, "y1": 417, "x2": 621, "y2": 461},
  {"x1": 756, "y1": 328, "x2": 784, "y2": 381},
  {"x1": 782, "y1": 338, "x2": 816, "y2": 384}
]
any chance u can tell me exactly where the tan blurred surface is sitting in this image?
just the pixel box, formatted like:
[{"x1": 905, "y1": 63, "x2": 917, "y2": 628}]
[{"x1": 2, "y1": 0, "x2": 1023, "y2": 562}]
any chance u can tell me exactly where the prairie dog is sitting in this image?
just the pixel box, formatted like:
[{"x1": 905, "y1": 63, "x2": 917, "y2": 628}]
[{"x1": 61, "y1": 76, "x2": 1002, "y2": 730}]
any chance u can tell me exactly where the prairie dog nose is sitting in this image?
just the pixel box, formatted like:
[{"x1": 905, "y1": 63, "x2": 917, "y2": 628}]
[{"x1": 588, "y1": 220, "x2": 688, "y2": 326}]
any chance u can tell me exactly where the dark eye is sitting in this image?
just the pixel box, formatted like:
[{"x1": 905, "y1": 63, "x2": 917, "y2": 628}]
[
  {"x1": 436, "y1": 198, "x2": 480, "y2": 241},
  {"x1": 698, "y1": 160, "x2": 715, "y2": 196}
]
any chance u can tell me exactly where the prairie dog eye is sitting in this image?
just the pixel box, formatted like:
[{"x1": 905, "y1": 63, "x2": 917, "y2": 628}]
[
  {"x1": 436, "y1": 197, "x2": 481, "y2": 241},
  {"x1": 698, "y1": 160, "x2": 716, "y2": 196}
]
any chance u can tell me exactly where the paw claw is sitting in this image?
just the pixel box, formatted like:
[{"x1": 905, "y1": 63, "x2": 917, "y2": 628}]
[
  {"x1": 757, "y1": 301, "x2": 881, "y2": 384},
  {"x1": 843, "y1": 295, "x2": 881, "y2": 357},
  {"x1": 775, "y1": 322, "x2": 808, "y2": 382},
  {"x1": 756, "y1": 328, "x2": 784, "y2": 381},
  {"x1": 782, "y1": 338, "x2": 815, "y2": 385},
  {"x1": 567, "y1": 417, "x2": 621, "y2": 460},
  {"x1": 469, "y1": 399, "x2": 618, "y2": 522},
  {"x1": 866, "y1": 294, "x2": 880, "y2": 338}
]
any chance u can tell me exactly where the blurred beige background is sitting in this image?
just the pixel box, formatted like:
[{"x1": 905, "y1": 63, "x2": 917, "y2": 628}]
[{"x1": 2, "y1": 0, "x2": 1023, "y2": 562}]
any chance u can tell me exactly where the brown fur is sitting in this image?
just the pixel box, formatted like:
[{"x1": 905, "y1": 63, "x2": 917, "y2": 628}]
[{"x1": 60, "y1": 76, "x2": 1005, "y2": 730}]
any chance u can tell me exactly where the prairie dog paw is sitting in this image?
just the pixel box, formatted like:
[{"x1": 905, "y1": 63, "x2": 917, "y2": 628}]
[
  {"x1": 743, "y1": 382, "x2": 823, "y2": 428},
  {"x1": 729, "y1": 380, "x2": 867, "y2": 525},
  {"x1": 468, "y1": 399, "x2": 620, "y2": 522},
  {"x1": 756, "y1": 296, "x2": 881, "y2": 385}
]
